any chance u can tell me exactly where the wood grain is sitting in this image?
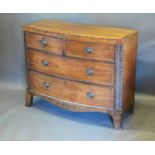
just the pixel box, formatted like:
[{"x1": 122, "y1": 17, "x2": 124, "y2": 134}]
[
  {"x1": 24, "y1": 19, "x2": 138, "y2": 129},
  {"x1": 30, "y1": 89, "x2": 114, "y2": 112},
  {"x1": 28, "y1": 49, "x2": 114, "y2": 86},
  {"x1": 30, "y1": 71, "x2": 114, "y2": 108},
  {"x1": 25, "y1": 32, "x2": 64, "y2": 55},
  {"x1": 23, "y1": 19, "x2": 137, "y2": 43},
  {"x1": 121, "y1": 33, "x2": 138, "y2": 111},
  {"x1": 66, "y1": 40, "x2": 115, "y2": 62}
]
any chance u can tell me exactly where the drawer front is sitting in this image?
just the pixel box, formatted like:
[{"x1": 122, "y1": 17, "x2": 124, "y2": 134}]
[
  {"x1": 28, "y1": 50, "x2": 114, "y2": 86},
  {"x1": 25, "y1": 32, "x2": 64, "y2": 55},
  {"x1": 66, "y1": 40, "x2": 115, "y2": 62},
  {"x1": 30, "y1": 71, "x2": 114, "y2": 108}
]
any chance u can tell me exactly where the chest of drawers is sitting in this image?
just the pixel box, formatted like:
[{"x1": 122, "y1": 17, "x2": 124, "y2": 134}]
[{"x1": 23, "y1": 20, "x2": 138, "y2": 129}]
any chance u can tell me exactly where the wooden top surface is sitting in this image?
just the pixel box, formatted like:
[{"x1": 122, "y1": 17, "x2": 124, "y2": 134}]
[{"x1": 23, "y1": 19, "x2": 137, "y2": 41}]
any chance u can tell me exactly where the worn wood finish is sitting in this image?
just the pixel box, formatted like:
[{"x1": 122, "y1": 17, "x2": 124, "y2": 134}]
[
  {"x1": 30, "y1": 89, "x2": 114, "y2": 113},
  {"x1": 28, "y1": 49, "x2": 114, "y2": 86},
  {"x1": 110, "y1": 112, "x2": 122, "y2": 129},
  {"x1": 25, "y1": 88, "x2": 33, "y2": 107},
  {"x1": 25, "y1": 32, "x2": 64, "y2": 55},
  {"x1": 30, "y1": 71, "x2": 114, "y2": 108},
  {"x1": 24, "y1": 20, "x2": 138, "y2": 129},
  {"x1": 122, "y1": 33, "x2": 138, "y2": 111},
  {"x1": 23, "y1": 19, "x2": 137, "y2": 44},
  {"x1": 66, "y1": 40, "x2": 115, "y2": 62}
]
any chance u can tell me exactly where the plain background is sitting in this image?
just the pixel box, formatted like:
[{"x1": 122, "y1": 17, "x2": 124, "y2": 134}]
[
  {"x1": 0, "y1": 13, "x2": 155, "y2": 96},
  {"x1": 0, "y1": 0, "x2": 154, "y2": 147}
]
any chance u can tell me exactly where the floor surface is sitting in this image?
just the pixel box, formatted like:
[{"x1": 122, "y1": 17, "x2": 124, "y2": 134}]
[{"x1": 0, "y1": 86, "x2": 155, "y2": 140}]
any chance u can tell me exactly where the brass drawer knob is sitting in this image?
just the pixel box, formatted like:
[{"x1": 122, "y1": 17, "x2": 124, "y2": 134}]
[
  {"x1": 43, "y1": 82, "x2": 49, "y2": 88},
  {"x1": 86, "y1": 68, "x2": 94, "y2": 76},
  {"x1": 84, "y1": 47, "x2": 93, "y2": 54},
  {"x1": 86, "y1": 92, "x2": 95, "y2": 98},
  {"x1": 40, "y1": 38, "x2": 48, "y2": 47},
  {"x1": 42, "y1": 60, "x2": 48, "y2": 66}
]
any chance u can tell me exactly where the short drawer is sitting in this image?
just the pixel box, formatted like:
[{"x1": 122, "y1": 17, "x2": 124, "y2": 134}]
[
  {"x1": 25, "y1": 32, "x2": 64, "y2": 55},
  {"x1": 28, "y1": 49, "x2": 114, "y2": 86},
  {"x1": 30, "y1": 71, "x2": 114, "y2": 108},
  {"x1": 65, "y1": 40, "x2": 115, "y2": 62}
]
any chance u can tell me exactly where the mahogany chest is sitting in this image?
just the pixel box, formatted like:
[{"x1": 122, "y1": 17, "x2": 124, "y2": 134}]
[{"x1": 23, "y1": 20, "x2": 138, "y2": 129}]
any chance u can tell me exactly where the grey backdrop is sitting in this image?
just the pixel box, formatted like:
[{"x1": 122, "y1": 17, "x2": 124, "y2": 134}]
[{"x1": 0, "y1": 14, "x2": 155, "y2": 95}]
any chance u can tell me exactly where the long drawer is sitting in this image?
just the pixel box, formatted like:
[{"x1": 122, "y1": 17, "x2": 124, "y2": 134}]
[
  {"x1": 28, "y1": 49, "x2": 114, "y2": 86},
  {"x1": 30, "y1": 71, "x2": 114, "y2": 108}
]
